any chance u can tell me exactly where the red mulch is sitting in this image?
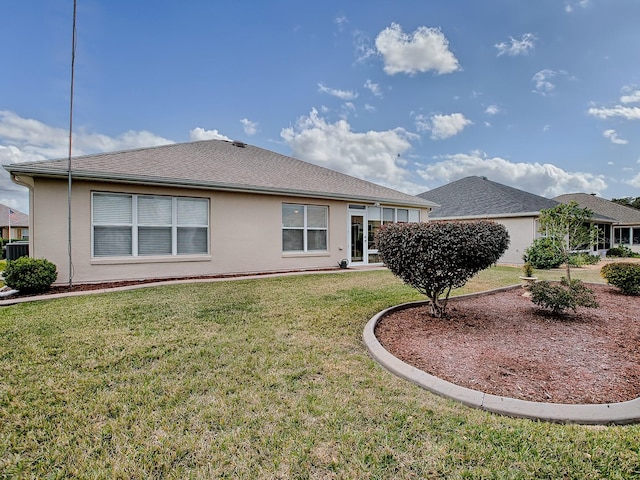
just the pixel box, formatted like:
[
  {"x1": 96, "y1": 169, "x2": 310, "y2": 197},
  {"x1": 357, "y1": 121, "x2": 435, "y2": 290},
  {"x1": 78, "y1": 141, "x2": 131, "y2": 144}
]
[{"x1": 375, "y1": 284, "x2": 640, "y2": 405}]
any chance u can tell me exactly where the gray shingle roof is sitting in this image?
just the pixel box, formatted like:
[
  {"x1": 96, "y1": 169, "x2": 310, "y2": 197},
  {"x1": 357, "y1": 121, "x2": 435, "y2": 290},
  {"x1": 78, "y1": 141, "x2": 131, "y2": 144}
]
[
  {"x1": 0, "y1": 204, "x2": 29, "y2": 227},
  {"x1": 4, "y1": 139, "x2": 435, "y2": 208},
  {"x1": 418, "y1": 176, "x2": 559, "y2": 218},
  {"x1": 554, "y1": 193, "x2": 640, "y2": 225}
]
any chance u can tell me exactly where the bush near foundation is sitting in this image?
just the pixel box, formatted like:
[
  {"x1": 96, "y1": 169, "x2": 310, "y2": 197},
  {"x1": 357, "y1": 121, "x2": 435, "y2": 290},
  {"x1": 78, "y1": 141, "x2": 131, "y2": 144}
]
[
  {"x1": 600, "y1": 262, "x2": 640, "y2": 295},
  {"x1": 3, "y1": 257, "x2": 58, "y2": 293},
  {"x1": 523, "y1": 237, "x2": 564, "y2": 269}
]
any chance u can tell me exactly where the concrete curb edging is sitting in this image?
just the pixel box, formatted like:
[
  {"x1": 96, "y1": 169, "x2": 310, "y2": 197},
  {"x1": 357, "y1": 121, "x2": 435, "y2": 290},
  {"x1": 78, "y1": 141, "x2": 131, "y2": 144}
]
[{"x1": 363, "y1": 287, "x2": 640, "y2": 425}]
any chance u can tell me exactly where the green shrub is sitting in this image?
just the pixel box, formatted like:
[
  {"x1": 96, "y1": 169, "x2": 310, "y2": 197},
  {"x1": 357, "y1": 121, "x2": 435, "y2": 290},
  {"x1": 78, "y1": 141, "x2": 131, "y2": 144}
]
[
  {"x1": 600, "y1": 262, "x2": 640, "y2": 295},
  {"x1": 377, "y1": 220, "x2": 510, "y2": 318},
  {"x1": 568, "y1": 252, "x2": 600, "y2": 267},
  {"x1": 523, "y1": 237, "x2": 564, "y2": 269},
  {"x1": 606, "y1": 246, "x2": 639, "y2": 258},
  {"x1": 3, "y1": 257, "x2": 58, "y2": 293},
  {"x1": 529, "y1": 278, "x2": 598, "y2": 315}
]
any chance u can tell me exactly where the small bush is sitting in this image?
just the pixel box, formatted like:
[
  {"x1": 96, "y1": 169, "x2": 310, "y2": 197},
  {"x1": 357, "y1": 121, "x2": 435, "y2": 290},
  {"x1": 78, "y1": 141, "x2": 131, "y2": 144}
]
[
  {"x1": 568, "y1": 252, "x2": 600, "y2": 267},
  {"x1": 529, "y1": 278, "x2": 598, "y2": 315},
  {"x1": 606, "y1": 246, "x2": 639, "y2": 258},
  {"x1": 523, "y1": 237, "x2": 564, "y2": 269},
  {"x1": 3, "y1": 257, "x2": 58, "y2": 293},
  {"x1": 601, "y1": 262, "x2": 640, "y2": 295}
]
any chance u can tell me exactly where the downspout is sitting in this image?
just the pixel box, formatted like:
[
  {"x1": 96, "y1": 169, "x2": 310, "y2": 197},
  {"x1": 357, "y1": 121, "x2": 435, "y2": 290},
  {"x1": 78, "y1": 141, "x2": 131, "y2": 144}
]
[{"x1": 10, "y1": 174, "x2": 34, "y2": 255}]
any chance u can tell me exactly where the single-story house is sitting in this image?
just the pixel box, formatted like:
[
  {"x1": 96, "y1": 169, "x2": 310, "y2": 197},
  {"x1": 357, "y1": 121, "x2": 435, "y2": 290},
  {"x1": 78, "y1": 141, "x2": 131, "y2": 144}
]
[
  {"x1": 417, "y1": 176, "x2": 563, "y2": 264},
  {"x1": 555, "y1": 193, "x2": 640, "y2": 254},
  {"x1": 0, "y1": 204, "x2": 29, "y2": 240},
  {"x1": 4, "y1": 139, "x2": 436, "y2": 284}
]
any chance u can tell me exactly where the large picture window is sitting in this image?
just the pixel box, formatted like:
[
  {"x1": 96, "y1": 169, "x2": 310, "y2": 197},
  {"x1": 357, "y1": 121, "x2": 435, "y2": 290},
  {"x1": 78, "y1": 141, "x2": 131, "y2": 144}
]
[
  {"x1": 92, "y1": 193, "x2": 209, "y2": 257},
  {"x1": 282, "y1": 204, "x2": 328, "y2": 252}
]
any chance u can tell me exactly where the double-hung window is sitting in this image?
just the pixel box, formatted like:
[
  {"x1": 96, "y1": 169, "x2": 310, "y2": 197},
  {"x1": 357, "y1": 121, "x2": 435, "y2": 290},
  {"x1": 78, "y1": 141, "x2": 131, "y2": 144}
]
[
  {"x1": 282, "y1": 204, "x2": 328, "y2": 252},
  {"x1": 92, "y1": 193, "x2": 209, "y2": 257}
]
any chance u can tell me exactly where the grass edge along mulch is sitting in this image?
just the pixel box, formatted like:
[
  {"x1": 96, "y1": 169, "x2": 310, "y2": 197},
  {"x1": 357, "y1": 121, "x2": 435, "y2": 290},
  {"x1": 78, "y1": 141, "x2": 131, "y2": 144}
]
[{"x1": 1, "y1": 266, "x2": 639, "y2": 479}]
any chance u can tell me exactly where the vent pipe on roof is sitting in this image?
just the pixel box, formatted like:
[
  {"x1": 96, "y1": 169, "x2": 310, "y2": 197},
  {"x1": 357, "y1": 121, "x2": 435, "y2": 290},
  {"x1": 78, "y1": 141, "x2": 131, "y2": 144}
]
[{"x1": 232, "y1": 140, "x2": 247, "y2": 148}]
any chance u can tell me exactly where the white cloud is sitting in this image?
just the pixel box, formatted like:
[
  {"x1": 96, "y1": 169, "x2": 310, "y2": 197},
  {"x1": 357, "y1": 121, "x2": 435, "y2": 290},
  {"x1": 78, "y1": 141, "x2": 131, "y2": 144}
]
[
  {"x1": 620, "y1": 89, "x2": 640, "y2": 104},
  {"x1": 417, "y1": 151, "x2": 607, "y2": 197},
  {"x1": 364, "y1": 104, "x2": 376, "y2": 112},
  {"x1": 317, "y1": 83, "x2": 358, "y2": 100},
  {"x1": 588, "y1": 106, "x2": 640, "y2": 120},
  {"x1": 532, "y1": 69, "x2": 566, "y2": 95},
  {"x1": 375, "y1": 23, "x2": 460, "y2": 76},
  {"x1": 240, "y1": 118, "x2": 258, "y2": 136},
  {"x1": 334, "y1": 15, "x2": 348, "y2": 31},
  {"x1": 189, "y1": 127, "x2": 232, "y2": 141},
  {"x1": 0, "y1": 110, "x2": 175, "y2": 212},
  {"x1": 495, "y1": 33, "x2": 536, "y2": 57},
  {"x1": 280, "y1": 108, "x2": 424, "y2": 193},
  {"x1": 416, "y1": 113, "x2": 473, "y2": 140},
  {"x1": 364, "y1": 79, "x2": 383, "y2": 97},
  {"x1": 626, "y1": 173, "x2": 640, "y2": 189},
  {"x1": 353, "y1": 30, "x2": 377, "y2": 62},
  {"x1": 565, "y1": 0, "x2": 590, "y2": 13},
  {"x1": 603, "y1": 129, "x2": 628, "y2": 145},
  {"x1": 484, "y1": 105, "x2": 501, "y2": 116}
]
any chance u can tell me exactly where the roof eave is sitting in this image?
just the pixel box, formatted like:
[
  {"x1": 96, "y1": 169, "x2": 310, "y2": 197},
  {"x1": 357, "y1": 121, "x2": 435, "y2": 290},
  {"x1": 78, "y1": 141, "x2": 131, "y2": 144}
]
[{"x1": 5, "y1": 166, "x2": 435, "y2": 209}]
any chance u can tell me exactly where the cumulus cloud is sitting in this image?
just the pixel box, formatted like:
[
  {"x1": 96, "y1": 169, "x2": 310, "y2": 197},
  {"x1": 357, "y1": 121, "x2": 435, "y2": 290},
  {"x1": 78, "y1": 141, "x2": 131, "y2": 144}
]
[
  {"x1": 0, "y1": 110, "x2": 175, "y2": 212},
  {"x1": 364, "y1": 79, "x2": 383, "y2": 97},
  {"x1": 317, "y1": 83, "x2": 358, "y2": 100},
  {"x1": 417, "y1": 151, "x2": 607, "y2": 197},
  {"x1": 334, "y1": 15, "x2": 348, "y2": 31},
  {"x1": 189, "y1": 127, "x2": 232, "y2": 141},
  {"x1": 587, "y1": 106, "x2": 640, "y2": 120},
  {"x1": 416, "y1": 113, "x2": 473, "y2": 140},
  {"x1": 532, "y1": 69, "x2": 567, "y2": 95},
  {"x1": 495, "y1": 33, "x2": 536, "y2": 57},
  {"x1": 375, "y1": 23, "x2": 460, "y2": 75},
  {"x1": 280, "y1": 108, "x2": 424, "y2": 193},
  {"x1": 603, "y1": 129, "x2": 628, "y2": 145},
  {"x1": 626, "y1": 173, "x2": 640, "y2": 189},
  {"x1": 240, "y1": 118, "x2": 258, "y2": 136}
]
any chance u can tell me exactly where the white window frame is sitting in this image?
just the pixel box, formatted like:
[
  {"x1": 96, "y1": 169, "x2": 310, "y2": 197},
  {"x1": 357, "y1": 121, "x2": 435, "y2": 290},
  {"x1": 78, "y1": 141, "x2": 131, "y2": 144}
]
[
  {"x1": 92, "y1": 192, "x2": 209, "y2": 258},
  {"x1": 282, "y1": 204, "x2": 329, "y2": 253}
]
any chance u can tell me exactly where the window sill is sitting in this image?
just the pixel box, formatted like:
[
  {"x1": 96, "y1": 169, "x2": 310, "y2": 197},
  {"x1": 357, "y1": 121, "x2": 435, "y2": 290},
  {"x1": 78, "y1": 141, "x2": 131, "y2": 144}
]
[
  {"x1": 91, "y1": 255, "x2": 212, "y2": 265},
  {"x1": 282, "y1": 252, "x2": 331, "y2": 258}
]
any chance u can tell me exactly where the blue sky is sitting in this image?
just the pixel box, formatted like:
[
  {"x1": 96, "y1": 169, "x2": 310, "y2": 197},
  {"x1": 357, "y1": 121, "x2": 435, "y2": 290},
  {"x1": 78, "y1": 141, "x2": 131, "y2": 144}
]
[{"x1": 2, "y1": 0, "x2": 640, "y2": 213}]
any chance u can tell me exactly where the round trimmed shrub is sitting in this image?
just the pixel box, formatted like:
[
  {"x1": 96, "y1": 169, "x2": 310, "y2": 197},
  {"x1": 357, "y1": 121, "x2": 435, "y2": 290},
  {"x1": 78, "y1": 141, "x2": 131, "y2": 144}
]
[
  {"x1": 523, "y1": 237, "x2": 564, "y2": 269},
  {"x1": 3, "y1": 257, "x2": 58, "y2": 293},
  {"x1": 601, "y1": 262, "x2": 640, "y2": 295}
]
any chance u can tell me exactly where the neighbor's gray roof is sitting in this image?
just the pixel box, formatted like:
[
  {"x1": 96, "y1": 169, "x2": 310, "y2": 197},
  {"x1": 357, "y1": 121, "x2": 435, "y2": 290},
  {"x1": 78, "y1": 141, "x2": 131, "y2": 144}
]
[
  {"x1": 555, "y1": 193, "x2": 640, "y2": 225},
  {"x1": 418, "y1": 176, "x2": 560, "y2": 219},
  {"x1": 4, "y1": 139, "x2": 435, "y2": 208},
  {"x1": 0, "y1": 204, "x2": 29, "y2": 227}
]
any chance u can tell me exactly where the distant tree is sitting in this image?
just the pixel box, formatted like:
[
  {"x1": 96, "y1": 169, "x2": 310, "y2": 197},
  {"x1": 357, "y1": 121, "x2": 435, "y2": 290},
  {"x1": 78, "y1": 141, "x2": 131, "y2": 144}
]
[
  {"x1": 611, "y1": 197, "x2": 640, "y2": 210},
  {"x1": 537, "y1": 201, "x2": 600, "y2": 282},
  {"x1": 376, "y1": 221, "x2": 509, "y2": 318}
]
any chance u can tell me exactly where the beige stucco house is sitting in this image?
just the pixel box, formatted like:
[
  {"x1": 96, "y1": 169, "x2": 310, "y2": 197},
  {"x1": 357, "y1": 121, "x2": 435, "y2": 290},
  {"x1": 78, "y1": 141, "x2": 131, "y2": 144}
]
[
  {"x1": 418, "y1": 176, "x2": 562, "y2": 264},
  {"x1": 4, "y1": 139, "x2": 435, "y2": 285}
]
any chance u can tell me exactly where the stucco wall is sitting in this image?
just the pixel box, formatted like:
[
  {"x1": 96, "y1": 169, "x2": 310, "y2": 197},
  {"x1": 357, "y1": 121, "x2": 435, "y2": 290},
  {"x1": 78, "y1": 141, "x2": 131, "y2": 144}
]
[
  {"x1": 492, "y1": 216, "x2": 539, "y2": 264},
  {"x1": 31, "y1": 178, "x2": 358, "y2": 284}
]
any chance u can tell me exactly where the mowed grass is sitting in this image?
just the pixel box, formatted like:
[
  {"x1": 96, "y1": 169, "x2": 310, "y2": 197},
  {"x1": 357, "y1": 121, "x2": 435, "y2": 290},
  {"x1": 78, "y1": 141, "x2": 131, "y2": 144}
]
[{"x1": 1, "y1": 266, "x2": 638, "y2": 479}]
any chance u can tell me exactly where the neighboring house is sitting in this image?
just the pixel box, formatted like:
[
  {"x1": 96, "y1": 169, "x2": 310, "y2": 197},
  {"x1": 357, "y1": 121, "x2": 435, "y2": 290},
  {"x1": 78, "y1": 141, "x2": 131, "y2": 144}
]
[
  {"x1": 555, "y1": 193, "x2": 640, "y2": 254},
  {"x1": 4, "y1": 139, "x2": 436, "y2": 284},
  {"x1": 0, "y1": 204, "x2": 29, "y2": 240},
  {"x1": 418, "y1": 176, "x2": 561, "y2": 264}
]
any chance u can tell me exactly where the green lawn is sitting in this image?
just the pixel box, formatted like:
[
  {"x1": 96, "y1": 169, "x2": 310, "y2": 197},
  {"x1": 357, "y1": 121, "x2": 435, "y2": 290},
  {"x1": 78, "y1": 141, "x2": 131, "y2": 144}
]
[{"x1": 1, "y1": 266, "x2": 638, "y2": 478}]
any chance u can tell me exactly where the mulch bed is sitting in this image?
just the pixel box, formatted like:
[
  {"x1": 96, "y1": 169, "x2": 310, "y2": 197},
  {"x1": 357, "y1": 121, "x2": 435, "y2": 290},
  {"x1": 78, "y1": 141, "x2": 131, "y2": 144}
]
[{"x1": 375, "y1": 284, "x2": 640, "y2": 405}]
